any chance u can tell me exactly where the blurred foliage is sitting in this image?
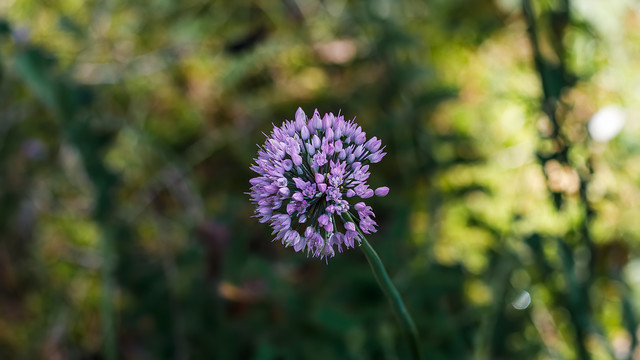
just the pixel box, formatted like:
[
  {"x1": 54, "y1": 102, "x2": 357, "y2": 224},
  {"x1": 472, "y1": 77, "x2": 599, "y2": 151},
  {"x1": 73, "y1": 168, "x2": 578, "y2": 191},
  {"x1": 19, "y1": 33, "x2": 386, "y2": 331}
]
[{"x1": 2, "y1": 0, "x2": 640, "y2": 359}]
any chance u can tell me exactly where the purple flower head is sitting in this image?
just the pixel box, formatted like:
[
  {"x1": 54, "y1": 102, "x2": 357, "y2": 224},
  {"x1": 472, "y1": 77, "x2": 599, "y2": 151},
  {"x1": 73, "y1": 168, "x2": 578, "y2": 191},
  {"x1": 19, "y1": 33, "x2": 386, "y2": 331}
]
[{"x1": 249, "y1": 108, "x2": 388, "y2": 260}]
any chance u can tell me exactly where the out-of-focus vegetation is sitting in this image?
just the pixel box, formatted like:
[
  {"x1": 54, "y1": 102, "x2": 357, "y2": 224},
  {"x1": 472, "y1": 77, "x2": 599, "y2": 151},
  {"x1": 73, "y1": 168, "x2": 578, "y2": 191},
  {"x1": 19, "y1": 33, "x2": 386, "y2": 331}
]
[{"x1": 2, "y1": 0, "x2": 640, "y2": 359}]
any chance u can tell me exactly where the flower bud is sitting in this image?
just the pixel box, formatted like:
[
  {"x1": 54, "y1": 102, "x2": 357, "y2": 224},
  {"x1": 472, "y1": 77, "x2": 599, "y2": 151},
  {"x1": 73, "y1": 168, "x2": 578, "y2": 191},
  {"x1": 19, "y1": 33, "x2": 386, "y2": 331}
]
[
  {"x1": 301, "y1": 125, "x2": 310, "y2": 140},
  {"x1": 375, "y1": 187, "x2": 389, "y2": 197}
]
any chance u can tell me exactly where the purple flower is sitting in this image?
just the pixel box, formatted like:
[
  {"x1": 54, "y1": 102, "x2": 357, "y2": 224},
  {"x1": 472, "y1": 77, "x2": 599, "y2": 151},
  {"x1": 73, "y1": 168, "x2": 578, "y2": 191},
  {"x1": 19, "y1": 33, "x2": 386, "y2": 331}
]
[{"x1": 249, "y1": 108, "x2": 388, "y2": 260}]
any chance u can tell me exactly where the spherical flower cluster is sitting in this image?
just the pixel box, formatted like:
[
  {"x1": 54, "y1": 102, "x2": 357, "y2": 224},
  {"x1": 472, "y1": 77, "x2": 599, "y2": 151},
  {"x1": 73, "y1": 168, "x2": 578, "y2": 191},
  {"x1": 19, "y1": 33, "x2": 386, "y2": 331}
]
[{"x1": 249, "y1": 108, "x2": 388, "y2": 260}]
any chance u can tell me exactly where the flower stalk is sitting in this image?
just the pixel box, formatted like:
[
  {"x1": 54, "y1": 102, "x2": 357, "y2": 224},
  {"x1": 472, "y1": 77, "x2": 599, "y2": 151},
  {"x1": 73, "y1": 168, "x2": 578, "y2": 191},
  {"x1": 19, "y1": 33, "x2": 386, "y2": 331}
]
[{"x1": 360, "y1": 239, "x2": 422, "y2": 360}]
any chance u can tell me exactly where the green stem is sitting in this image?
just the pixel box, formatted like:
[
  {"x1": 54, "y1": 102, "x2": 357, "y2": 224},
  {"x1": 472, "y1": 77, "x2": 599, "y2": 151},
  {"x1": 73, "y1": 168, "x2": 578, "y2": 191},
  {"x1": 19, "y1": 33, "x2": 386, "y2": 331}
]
[{"x1": 361, "y1": 238, "x2": 422, "y2": 360}]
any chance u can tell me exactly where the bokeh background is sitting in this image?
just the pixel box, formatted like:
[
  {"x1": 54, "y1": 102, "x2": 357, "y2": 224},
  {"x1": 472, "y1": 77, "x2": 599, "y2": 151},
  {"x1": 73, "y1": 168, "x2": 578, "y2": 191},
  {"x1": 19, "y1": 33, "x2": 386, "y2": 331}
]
[{"x1": 2, "y1": 0, "x2": 640, "y2": 359}]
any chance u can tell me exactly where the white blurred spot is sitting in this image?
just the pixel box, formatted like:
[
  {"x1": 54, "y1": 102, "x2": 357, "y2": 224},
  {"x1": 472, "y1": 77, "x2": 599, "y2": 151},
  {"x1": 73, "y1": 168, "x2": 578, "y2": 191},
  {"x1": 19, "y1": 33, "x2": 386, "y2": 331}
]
[
  {"x1": 624, "y1": 259, "x2": 640, "y2": 287},
  {"x1": 512, "y1": 290, "x2": 531, "y2": 310},
  {"x1": 314, "y1": 40, "x2": 357, "y2": 64},
  {"x1": 588, "y1": 105, "x2": 626, "y2": 142}
]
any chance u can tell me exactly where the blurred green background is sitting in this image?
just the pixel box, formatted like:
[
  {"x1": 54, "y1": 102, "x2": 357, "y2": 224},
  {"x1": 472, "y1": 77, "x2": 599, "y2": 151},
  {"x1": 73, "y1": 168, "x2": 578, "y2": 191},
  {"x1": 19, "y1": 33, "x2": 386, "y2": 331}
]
[{"x1": 2, "y1": 0, "x2": 640, "y2": 359}]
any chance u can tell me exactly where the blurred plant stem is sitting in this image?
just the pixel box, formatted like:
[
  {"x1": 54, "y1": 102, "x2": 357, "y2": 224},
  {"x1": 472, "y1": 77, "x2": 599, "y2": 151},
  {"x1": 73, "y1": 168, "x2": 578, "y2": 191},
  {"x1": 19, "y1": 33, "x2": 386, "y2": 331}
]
[
  {"x1": 360, "y1": 239, "x2": 422, "y2": 360},
  {"x1": 521, "y1": 1, "x2": 602, "y2": 359},
  {"x1": 100, "y1": 229, "x2": 116, "y2": 360}
]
